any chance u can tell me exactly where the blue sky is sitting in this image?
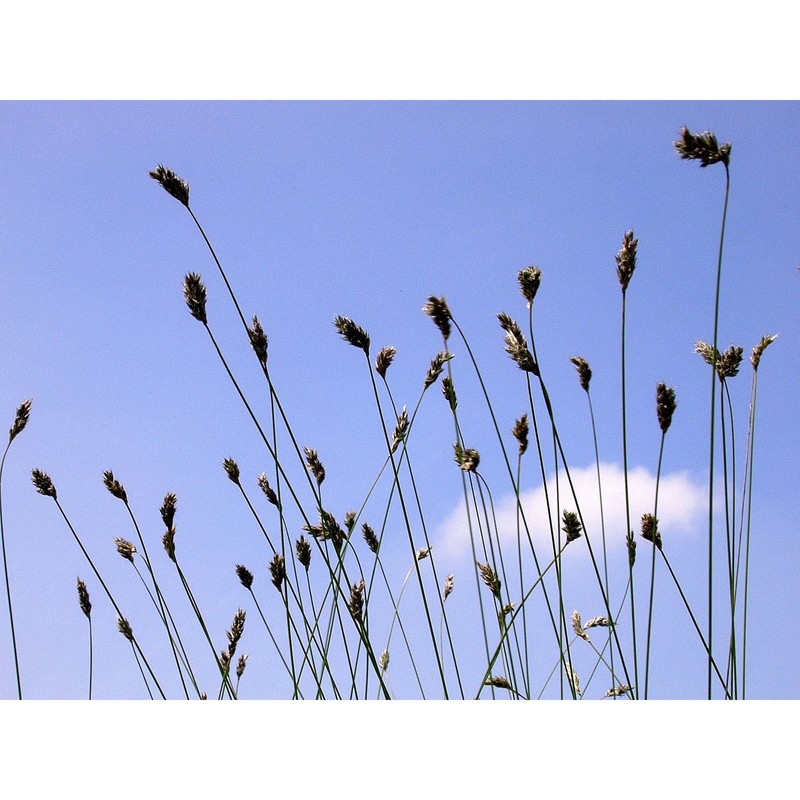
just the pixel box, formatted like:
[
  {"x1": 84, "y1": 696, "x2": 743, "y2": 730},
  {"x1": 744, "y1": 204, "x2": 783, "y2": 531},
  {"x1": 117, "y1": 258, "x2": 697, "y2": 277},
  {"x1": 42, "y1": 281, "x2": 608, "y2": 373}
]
[{"x1": 1, "y1": 101, "x2": 798, "y2": 702}]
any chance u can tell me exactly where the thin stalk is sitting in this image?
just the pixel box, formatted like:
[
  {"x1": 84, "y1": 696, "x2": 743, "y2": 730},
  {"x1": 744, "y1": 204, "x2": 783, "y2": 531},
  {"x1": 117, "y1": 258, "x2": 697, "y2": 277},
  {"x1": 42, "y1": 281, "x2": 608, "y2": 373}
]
[
  {"x1": 0, "y1": 442, "x2": 22, "y2": 699},
  {"x1": 705, "y1": 164, "x2": 731, "y2": 698},
  {"x1": 620, "y1": 290, "x2": 638, "y2": 698},
  {"x1": 586, "y1": 389, "x2": 615, "y2": 690},
  {"x1": 657, "y1": 547, "x2": 731, "y2": 698},
  {"x1": 643, "y1": 433, "x2": 666, "y2": 699}
]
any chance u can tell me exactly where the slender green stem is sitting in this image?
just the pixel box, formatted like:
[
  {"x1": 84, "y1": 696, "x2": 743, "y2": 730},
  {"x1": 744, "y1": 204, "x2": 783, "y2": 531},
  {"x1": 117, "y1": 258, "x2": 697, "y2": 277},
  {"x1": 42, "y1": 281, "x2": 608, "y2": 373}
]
[
  {"x1": 644, "y1": 433, "x2": 666, "y2": 699},
  {"x1": 658, "y1": 548, "x2": 731, "y2": 699},
  {"x1": 87, "y1": 615, "x2": 93, "y2": 700},
  {"x1": 620, "y1": 290, "x2": 639, "y2": 698},
  {"x1": 705, "y1": 164, "x2": 731, "y2": 698},
  {"x1": 0, "y1": 443, "x2": 22, "y2": 699}
]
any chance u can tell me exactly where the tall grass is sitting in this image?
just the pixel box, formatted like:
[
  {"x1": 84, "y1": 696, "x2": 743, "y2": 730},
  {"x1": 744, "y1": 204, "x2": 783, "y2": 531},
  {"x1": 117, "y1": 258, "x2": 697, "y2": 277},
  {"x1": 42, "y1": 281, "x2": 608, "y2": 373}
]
[{"x1": 0, "y1": 127, "x2": 779, "y2": 699}]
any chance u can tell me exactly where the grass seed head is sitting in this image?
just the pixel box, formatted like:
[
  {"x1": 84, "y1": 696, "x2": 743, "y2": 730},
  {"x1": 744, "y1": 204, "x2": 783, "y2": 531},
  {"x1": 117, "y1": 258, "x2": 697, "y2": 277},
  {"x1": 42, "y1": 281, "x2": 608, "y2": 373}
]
[
  {"x1": 498, "y1": 313, "x2": 538, "y2": 374},
  {"x1": 162, "y1": 527, "x2": 176, "y2": 561},
  {"x1": 304, "y1": 448, "x2": 326, "y2": 486},
  {"x1": 347, "y1": 578, "x2": 365, "y2": 623},
  {"x1": 114, "y1": 537, "x2": 137, "y2": 563},
  {"x1": 454, "y1": 442, "x2": 480, "y2": 472},
  {"x1": 422, "y1": 296, "x2": 452, "y2": 341},
  {"x1": 375, "y1": 346, "x2": 397, "y2": 378},
  {"x1": 615, "y1": 230, "x2": 638, "y2": 293},
  {"x1": 8, "y1": 398, "x2": 32, "y2": 444},
  {"x1": 565, "y1": 663, "x2": 581, "y2": 697},
  {"x1": 674, "y1": 127, "x2": 731, "y2": 168},
  {"x1": 31, "y1": 469, "x2": 57, "y2": 499},
  {"x1": 583, "y1": 616, "x2": 610, "y2": 629},
  {"x1": 76, "y1": 577, "x2": 92, "y2": 619},
  {"x1": 485, "y1": 675, "x2": 513, "y2": 690},
  {"x1": 443, "y1": 573, "x2": 454, "y2": 601},
  {"x1": 751, "y1": 334, "x2": 778, "y2": 371},
  {"x1": 717, "y1": 345, "x2": 744, "y2": 380},
  {"x1": 424, "y1": 351, "x2": 454, "y2": 389},
  {"x1": 605, "y1": 684, "x2": 633, "y2": 698},
  {"x1": 562, "y1": 510, "x2": 583, "y2": 544},
  {"x1": 569, "y1": 356, "x2": 592, "y2": 393},
  {"x1": 236, "y1": 654, "x2": 249, "y2": 680},
  {"x1": 103, "y1": 470, "x2": 127, "y2": 503},
  {"x1": 441, "y1": 375, "x2": 457, "y2": 412},
  {"x1": 269, "y1": 554, "x2": 286, "y2": 592},
  {"x1": 247, "y1": 315, "x2": 268, "y2": 368},
  {"x1": 572, "y1": 610, "x2": 590, "y2": 642},
  {"x1": 295, "y1": 536, "x2": 312, "y2": 572},
  {"x1": 361, "y1": 522, "x2": 379, "y2": 554},
  {"x1": 149, "y1": 165, "x2": 190, "y2": 207},
  {"x1": 223, "y1": 457, "x2": 241, "y2": 485},
  {"x1": 626, "y1": 530, "x2": 636, "y2": 567},
  {"x1": 476, "y1": 561, "x2": 501, "y2": 600},
  {"x1": 343, "y1": 511, "x2": 356, "y2": 534},
  {"x1": 656, "y1": 383, "x2": 677, "y2": 434},
  {"x1": 641, "y1": 513, "x2": 662, "y2": 550},
  {"x1": 390, "y1": 407, "x2": 409, "y2": 454},
  {"x1": 517, "y1": 266, "x2": 542, "y2": 306},
  {"x1": 160, "y1": 492, "x2": 177, "y2": 529},
  {"x1": 235, "y1": 564, "x2": 254, "y2": 589},
  {"x1": 416, "y1": 546, "x2": 430, "y2": 561},
  {"x1": 333, "y1": 315, "x2": 370, "y2": 355},
  {"x1": 117, "y1": 616, "x2": 134, "y2": 642},
  {"x1": 379, "y1": 649, "x2": 390, "y2": 672},
  {"x1": 226, "y1": 609, "x2": 246, "y2": 658},
  {"x1": 512, "y1": 413, "x2": 529, "y2": 456},
  {"x1": 257, "y1": 473, "x2": 279, "y2": 506},
  {"x1": 183, "y1": 273, "x2": 208, "y2": 324}
]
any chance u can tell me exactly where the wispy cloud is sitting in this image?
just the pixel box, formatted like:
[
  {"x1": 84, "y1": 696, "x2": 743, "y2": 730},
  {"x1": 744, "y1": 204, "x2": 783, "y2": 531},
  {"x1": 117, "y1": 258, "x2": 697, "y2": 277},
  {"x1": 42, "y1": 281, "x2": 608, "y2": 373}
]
[{"x1": 435, "y1": 462, "x2": 707, "y2": 561}]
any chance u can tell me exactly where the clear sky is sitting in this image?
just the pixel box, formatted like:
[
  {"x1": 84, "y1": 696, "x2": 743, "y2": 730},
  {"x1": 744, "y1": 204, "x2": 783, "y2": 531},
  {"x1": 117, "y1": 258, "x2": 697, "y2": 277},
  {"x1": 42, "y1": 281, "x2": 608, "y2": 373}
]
[{"x1": 1, "y1": 100, "x2": 797, "y2": 703}]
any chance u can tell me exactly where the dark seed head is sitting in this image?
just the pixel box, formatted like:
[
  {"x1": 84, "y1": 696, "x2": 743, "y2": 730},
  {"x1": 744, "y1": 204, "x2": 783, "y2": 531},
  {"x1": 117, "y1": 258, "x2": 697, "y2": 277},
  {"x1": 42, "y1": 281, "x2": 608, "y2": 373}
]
[
  {"x1": 149, "y1": 165, "x2": 190, "y2": 207},
  {"x1": 362, "y1": 522, "x2": 379, "y2": 554},
  {"x1": 422, "y1": 296, "x2": 452, "y2": 341},
  {"x1": 615, "y1": 230, "x2": 638, "y2": 293},
  {"x1": 31, "y1": 469, "x2": 57, "y2": 499},
  {"x1": 569, "y1": 356, "x2": 592, "y2": 393},
  {"x1": 223, "y1": 457, "x2": 241, "y2": 485},
  {"x1": 674, "y1": 127, "x2": 731, "y2": 168},
  {"x1": 333, "y1": 315, "x2": 370, "y2": 356},
  {"x1": 641, "y1": 513, "x2": 663, "y2": 551},
  {"x1": 656, "y1": 383, "x2": 677, "y2": 434},
  {"x1": 247, "y1": 315, "x2": 269, "y2": 368},
  {"x1": 103, "y1": 470, "x2": 127, "y2": 503},
  {"x1": 517, "y1": 266, "x2": 542, "y2": 305},
  {"x1": 512, "y1": 414, "x2": 529, "y2": 456},
  {"x1": 8, "y1": 398, "x2": 32, "y2": 444},
  {"x1": 375, "y1": 346, "x2": 397, "y2": 379},
  {"x1": 77, "y1": 578, "x2": 92, "y2": 619},
  {"x1": 160, "y1": 493, "x2": 177, "y2": 529},
  {"x1": 117, "y1": 616, "x2": 134, "y2": 642},
  {"x1": 183, "y1": 273, "x2": 208, "y2": 324},
  {"x1": 561, "y1": 510, "x2": 583, "y2": 544},
  {"x1": 235, "y1": 564, "x2": 254, "y2": 590},
  {"x1": 295, "y1": 536, "x2": 312, "y2": 572},
  {"x1": 269, "y1": 554, "x2": 286, "y2": 593},
  {"x1": 114, "y1": 537, "x2": 137, "y2": 563}
]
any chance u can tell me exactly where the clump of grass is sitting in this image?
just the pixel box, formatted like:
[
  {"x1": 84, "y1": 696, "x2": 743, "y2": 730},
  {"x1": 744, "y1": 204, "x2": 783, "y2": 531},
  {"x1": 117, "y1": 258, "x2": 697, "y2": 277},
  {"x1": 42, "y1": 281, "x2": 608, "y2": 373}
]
[{"x1": 1, "y1": 126, "x2": 780, "y2": 700}]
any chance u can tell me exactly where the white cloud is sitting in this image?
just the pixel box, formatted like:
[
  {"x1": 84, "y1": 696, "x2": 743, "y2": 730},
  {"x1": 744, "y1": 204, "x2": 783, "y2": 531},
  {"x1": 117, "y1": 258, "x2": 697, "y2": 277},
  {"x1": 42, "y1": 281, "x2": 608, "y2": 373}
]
[{"x1": 435, "y1": 462, "x2": 707, "y2": 561}]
